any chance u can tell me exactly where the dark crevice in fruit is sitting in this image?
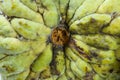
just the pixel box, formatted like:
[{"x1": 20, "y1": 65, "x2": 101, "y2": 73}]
[
  {"x1": 95, "y1": 0, "x2": 106, "y2": 13},
  {"x1": 0, "y1": 55, "x2": 8, "y2": 60},
  {"x1": 59, "y1": 0, "x2": 70, "y2": 22},
  {"x1": 85, "y1": 42, "x2": 111, "y2": 51},
  {"x1": 100, "y1": 12, "x2": 119, "y2": 33},
  {"x1": 19, "y1": 0, "x2": 37, "y2": 12},
  {"x1": 67, "y1": 0, "x2": 86, "y2": 25},
  {"x1": 39, "y1": 12, "x2": 48, "y2": 27},
  {"x1": 35, "y1": 1, "x2": 49, "y2": 27},
  {"x1": 65, "y1": 0, "x2": 70, "y2": 23},
  {"x1": 50, "y1": 47, "x2": 62, "y2": 75}
]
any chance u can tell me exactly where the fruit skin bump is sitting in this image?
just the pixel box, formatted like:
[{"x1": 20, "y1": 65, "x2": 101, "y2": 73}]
[{"x1": 0, "y1": 0, "x2": 120, "y2": 80}]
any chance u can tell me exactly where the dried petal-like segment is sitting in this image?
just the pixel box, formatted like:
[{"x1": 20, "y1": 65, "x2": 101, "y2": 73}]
[
  {"x1": 70, "y1": 0, "x2": 104, "y2": 24},
  {"x1": 66, "y1": 0, "x2": 84, "y2": 23},
  {"x1": 0, "y1": 37, "x2": 30, "y2": 55},
  {"x1": 97, "y1": 0, "x2": 120, "y2": 13},
  {"x1": 70, "y1": 13, "x2": 111, "y2": 34},
  {"x1": 38, "y1": 0, "x2": 59, "y2": 27},
  {"x1": 0, "y1": 0, "x2": 43, "y2": 23},
  {"x1": 102, "y1": 16, "x2": 120, "y2": 36},
  {"x1": 73, "y1": 34, "x2": 119, "y2": 50},
  {"x1": 20, "y1": 0, "x2": 38, "y2": 11},
  {"x1": 0, "y1": 15, "x2": 17, "y2": 37},
  {"x1": 11, "y1": 18, "x2": 51, "y2": 40}
]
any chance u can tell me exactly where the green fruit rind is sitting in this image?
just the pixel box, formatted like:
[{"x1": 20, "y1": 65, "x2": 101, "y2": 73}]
[
  {"x1": 20, "y1": 0, "x2": 38, "y2": 11},
  {"x1": 59, "y1": 0, "x2": 69, "y2": 20},
  {"x1": 66, "y1": 48, "x2": 93, "y2": 79},
  {"x1": 0, "y1": 0, "x2": 120, "y2": 80},
  {"x1": 0, "y1": 37, "x2": 30, "y2": 55},
  {"x1": 66, "y1": 0, "x2": 84, "y2": 23},
  {"x1": 75, "y1": 58, "x2": 92, "y2": 74},
  {"x1": 31, "y1": 43, "x2": 52, "y2": 72},
  {"x1": 0, "y1": 41, "x2": 46, "y2": 77},
  {"x1": 70, "y1": 13, "x2": 111, "y2": 34},
  {"x1": 97, "y1": 0, "x2": 120, "y2": 13},
  {"x1": 7, "y1": 69, "x2": 29, "y2": 80},
  {"x1": 0, "y1": 15, "x2": 17, "y2": 37},
  {"x1": 73, "y1": 34, "x2": 119, "y2": 50},
  {"x1": 65, "y1": 47, "x2": 78, "y2": 61},
  {"x1": 91, "y1": 50, "x2": 117, "y2": 78},
  {"x1": 0, "y1": 0, "x2": 43, "y2": 23},
  {"x1": 93, "y1": 74, "x2": 105, "y2": 80},
  {"x1": 102, "y1": 16, "x2": 120, "y2": 35},
  {"x1": 55, "y1": 50, "x2": 65, "y2": 76},
  {"x1": 38, "y1": 0, "x2": 59, "y2": 27},
  {"x1": 71, "y1": 61, "x2": 84, "y2": 79},
  {"x1": 57, "y1": 73, "x2": 67, "y2": 80},
  {"x1": 11, "y1": 18, "x2": 51, "y2": 40},
  {"x1": 70, "y1": 39, "x2": 90, "y2": 61},
  {"x1": 115, "y1": 46, "x2": 120, "y2": 60},
  {"x1": 65, "y1": 58, "x2": 75, "y2": 80},
  {"x1": 70, "y1": 0, "x2": 104, "y2": 23}
]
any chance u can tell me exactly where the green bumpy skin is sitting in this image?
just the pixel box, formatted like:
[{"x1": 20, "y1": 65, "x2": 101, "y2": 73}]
[
  {"x1": 70, "y1": 0, "x2": 104, "y2": 24},
  {"x1": 11, "y1": 18, "x2": 51, "y2": 40},
  {"x1": 26, "y1": 43, "x2": 52, "y2": 80},
  {"x1": 0, "y1": 37, "x2": 30, "y2": 55},
  {"x1": 70, "y1": 13, "x2": 111, "y2": 34},
  {"x1": 72, "y1": 34, "x2": 119, "y2": 50},
  {"x1": 37, "y1": 0, "x2": 59, "y2": 28},
  {"x1": 20, "y1": 0, "x2": 38, "y2": 11},
  {"x1": 66, "y1": 0, "x2": 84, "y2": 23},
  {"x1": 0, "y1": 0, "x2": 43, "y2": 23},
  {"x1": 0, "y1": 0, "x2": 120, "y2": 80},
  {"x1": 103, "y1": 16, "x2": 120, "y2": 36},
  {"x1": 0, "y1": 15, "x2": 17, "y2": 37},
  {"x1": 97, "y1": 0, "x2": 120, "y2": 13},
  {"x1": 54, "y1": 50, "x2": 65, "y2": 76}
]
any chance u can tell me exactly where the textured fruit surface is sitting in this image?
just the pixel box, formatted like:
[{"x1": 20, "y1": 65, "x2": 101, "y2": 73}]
[{"x1": 0, "y1": 0, "x2": 120, "y2": 80}]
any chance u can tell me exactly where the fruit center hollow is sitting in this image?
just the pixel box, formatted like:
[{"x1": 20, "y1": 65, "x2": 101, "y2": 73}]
[{"x1": 51, "y1": 26, "x2": 70, "y2": 46}]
